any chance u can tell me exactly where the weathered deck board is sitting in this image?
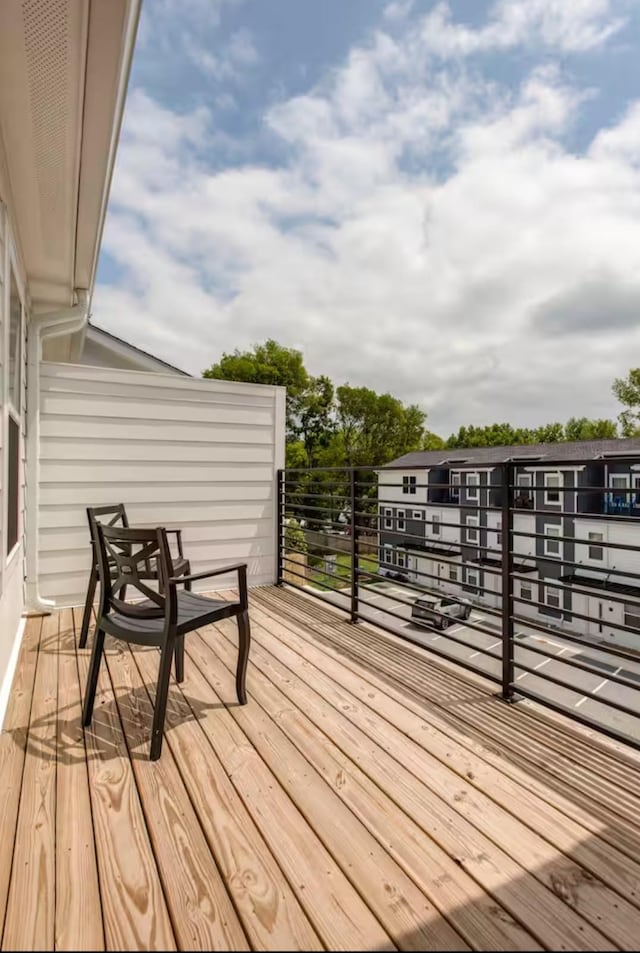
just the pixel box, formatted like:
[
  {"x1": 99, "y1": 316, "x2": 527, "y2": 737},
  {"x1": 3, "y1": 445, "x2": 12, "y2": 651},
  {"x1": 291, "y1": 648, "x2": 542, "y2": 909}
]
[
  {"x1": 2, "y1": 586, "x2": 640, "y2": 950},
  {"x1": 239, "y1": 604, "x2": 639, "y2": 950},
  {"x1": 55, "y1": 609, "x2": 104, "y2": 951},
  {"x1": 2, "y1": 613, "x2": 58, "y2": 951},
  {"x1": 255, "y1": 587, "x2": 640, "y2": 860},
  {"x1": 0, "y1": 616, "x2": 41, "y2": 938},
  {"x1": 249, "y1": 595, "x2": 640, "y2": 907},
  {"x1": 74, "y1": 616, "x2": 177, "y2": 951},
  {"x1": 133, "y1": 640, "x2": 396, "y2": 951}
]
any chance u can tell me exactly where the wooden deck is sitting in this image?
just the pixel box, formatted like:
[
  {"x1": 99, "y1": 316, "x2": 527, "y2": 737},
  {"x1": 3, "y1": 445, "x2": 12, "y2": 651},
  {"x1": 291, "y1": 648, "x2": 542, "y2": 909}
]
[{"x1": 2, "y1": 586, "x2": 640, "y2": 951}]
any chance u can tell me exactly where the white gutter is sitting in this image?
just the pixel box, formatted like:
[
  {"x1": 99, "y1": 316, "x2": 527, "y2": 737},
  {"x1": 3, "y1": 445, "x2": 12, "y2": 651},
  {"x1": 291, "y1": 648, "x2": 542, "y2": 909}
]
[{"x1": 25, "y1": 290, "x2": 89, "y2": 612}]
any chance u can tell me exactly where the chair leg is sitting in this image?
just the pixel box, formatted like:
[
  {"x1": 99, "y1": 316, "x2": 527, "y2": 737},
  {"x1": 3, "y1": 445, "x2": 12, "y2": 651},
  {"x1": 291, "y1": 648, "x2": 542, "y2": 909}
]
[
  {"x1": 82, "y1": 626, "x2": 106, "y2": 726},
  {"x1": 236, "y1": 610, "x2": 251, "y2": 705},
  {"x1": 150, "y1": 637, "x2": 176, "y2": 761},
  {"x1": 79, "y1": 564, "x2": 98, "y2": 649},
  {"x1": 174, "y1": 634, "x2": 185, "y2": 683}
]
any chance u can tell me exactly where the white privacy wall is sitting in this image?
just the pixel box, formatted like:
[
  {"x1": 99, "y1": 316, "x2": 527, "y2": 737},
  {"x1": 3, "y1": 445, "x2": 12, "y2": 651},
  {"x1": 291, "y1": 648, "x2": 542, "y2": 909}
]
[{"x1": 38, "y1": 363, "x2": 286, "y2": 606}]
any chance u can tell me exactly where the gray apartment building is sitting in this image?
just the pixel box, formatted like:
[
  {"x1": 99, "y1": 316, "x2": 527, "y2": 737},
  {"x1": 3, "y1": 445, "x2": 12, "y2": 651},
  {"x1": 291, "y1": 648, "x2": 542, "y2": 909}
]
[{"x1": 377, "y1": 438, "x2": 640, "y2": 649}]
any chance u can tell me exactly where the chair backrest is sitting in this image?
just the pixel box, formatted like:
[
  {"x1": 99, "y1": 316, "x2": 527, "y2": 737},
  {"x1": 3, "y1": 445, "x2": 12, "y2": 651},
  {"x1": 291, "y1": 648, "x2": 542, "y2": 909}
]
[{"x1": 93, "y1": 523, "x2": 175, "y2": 621}]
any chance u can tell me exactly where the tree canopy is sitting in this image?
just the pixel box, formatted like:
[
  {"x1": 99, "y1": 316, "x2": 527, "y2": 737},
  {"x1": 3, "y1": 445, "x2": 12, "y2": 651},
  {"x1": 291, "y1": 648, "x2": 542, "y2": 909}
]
[{"x1": 205, "y1": 340, "x2": 635, "y2": 466}]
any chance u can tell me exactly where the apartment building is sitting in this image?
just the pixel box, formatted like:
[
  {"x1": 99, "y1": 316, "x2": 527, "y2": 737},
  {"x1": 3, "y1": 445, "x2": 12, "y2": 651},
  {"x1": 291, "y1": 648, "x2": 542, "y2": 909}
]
[{"x1": 378, "y1": 438, "x2": 640, "y2": 649}]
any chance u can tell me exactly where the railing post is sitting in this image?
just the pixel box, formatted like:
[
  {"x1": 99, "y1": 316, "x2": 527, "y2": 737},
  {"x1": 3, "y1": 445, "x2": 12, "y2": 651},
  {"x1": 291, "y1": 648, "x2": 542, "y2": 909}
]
[
  {"x1": 350, "y1": 467, "x2": 359, "y2": 623},
  {"x1": 501, "y1": 462, "x2": 516, "y2": 701},
  {"x1": 276, "y1": 469, "x2": 284, "y2": 586}
]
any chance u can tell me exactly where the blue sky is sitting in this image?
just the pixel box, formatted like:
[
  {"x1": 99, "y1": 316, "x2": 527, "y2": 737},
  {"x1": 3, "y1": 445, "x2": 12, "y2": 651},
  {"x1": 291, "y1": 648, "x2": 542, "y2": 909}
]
[{"x1": 94, "y1": 0, "x2": 640, "y2": 435}]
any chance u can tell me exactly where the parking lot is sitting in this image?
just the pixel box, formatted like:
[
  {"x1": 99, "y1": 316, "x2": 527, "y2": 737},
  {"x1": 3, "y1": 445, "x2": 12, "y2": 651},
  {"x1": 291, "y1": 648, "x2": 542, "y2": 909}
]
[{"x1": 317, "y1": 580, "x2": 640, "y2": 742}]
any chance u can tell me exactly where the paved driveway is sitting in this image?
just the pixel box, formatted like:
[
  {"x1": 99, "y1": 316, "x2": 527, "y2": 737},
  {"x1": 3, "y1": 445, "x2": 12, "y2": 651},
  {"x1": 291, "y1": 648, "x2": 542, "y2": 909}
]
[{"x1": 316, "y1": 580, "x2": 640, "y2": 742}]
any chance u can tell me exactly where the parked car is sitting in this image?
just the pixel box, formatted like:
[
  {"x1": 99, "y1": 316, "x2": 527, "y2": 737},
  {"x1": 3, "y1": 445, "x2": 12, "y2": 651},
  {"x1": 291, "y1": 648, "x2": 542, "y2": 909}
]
[
  {"x1": 378, "y1": 567, "x2": 410, "y2": 582},
  {"x1": 411, "y1": 595, "x2": 472, "y2": 630}
]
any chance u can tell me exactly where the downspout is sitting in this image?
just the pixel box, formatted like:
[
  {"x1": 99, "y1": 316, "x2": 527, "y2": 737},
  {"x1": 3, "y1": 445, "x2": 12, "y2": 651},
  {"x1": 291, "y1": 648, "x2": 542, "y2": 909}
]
[{"x1": 25, "y1": 290, "x2": 89, "y2": 612}]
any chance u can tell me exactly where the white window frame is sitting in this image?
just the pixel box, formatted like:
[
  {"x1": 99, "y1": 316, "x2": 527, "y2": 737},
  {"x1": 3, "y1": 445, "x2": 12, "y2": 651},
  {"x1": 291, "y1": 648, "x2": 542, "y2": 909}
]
[
  {"x1": 543, "y1": 523, "x2": 562, "y2": 559},
  {"x1": 544, "y1": 582, "x2": 562, "y2": 611},
  {"x1": 450, "y1": 471, "x2": 461, "y2": 502},
  {"x1": 382, "y1": 507, "x2": 393, "y2": 530},
  {"x1": 465, "y1": 516, "x2": 479, "y2": 545},
  {"x1": 465, "y1": 566, "x2": 479, "y2": 590},
  {"x1": 412, "y1": 510, "x2": 422, "y2": 520},
  {"x1": 5, "y1": 256, "x2": 25, "y2": 565},
  {"x1": 624, "y1": 603, "x2": 640, "y2": 630},
  {"x1": 449, "y1": 565, "x2": 458, "y2": 582},
  {"x1": 544, "y1": 472, "x2": 562, "y2": 506},
  {"x1": 587, "y1": 531, "x2": 604, "y2": 561},
  {"x1": 633, "y1": 474, "x2": 640, "y2": 506},
  {"x1": 609, "y1": 473, "x2": 630, "y2": 511},
  {"x1": 516, "y1": 472, "x2": 533, "y2": 503},
  {"x1": 402, "y1": 475, "x2": 417, "y2": 495},
  {"x1": 397, "y1": 509, "x2": 406, "y2": 532},
  {"x1": 466, "y1": 472, "x2": 480, "y2": 502},
  {"x1": 520, "y1": 582, "x2": 533, "y2": 602},
  {"x1": 381, "y1": 543, "x2": 393, "y2": 564},
  {"x1": 396, "y1": 551, "x2": 407, "y2": 569},
  {"x1": 431, "y1": 514, "x2": 441, "y2": 536}
]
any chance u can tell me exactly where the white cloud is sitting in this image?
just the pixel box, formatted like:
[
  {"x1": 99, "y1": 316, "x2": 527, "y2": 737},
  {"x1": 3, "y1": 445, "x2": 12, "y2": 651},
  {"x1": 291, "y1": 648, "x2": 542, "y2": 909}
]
[{"x1": 94, "y1": 0, "x2": 640, "y2": 435}]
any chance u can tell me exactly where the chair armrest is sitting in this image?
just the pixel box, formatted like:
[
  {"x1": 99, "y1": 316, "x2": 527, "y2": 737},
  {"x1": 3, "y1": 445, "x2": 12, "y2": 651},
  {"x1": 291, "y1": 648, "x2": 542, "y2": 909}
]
[
  {"x1": 169, "y1": 563, "x2": 247, "y2": 586},
  {"x1": 170, "y1": 563, "x2": 248, "y2": 609}
]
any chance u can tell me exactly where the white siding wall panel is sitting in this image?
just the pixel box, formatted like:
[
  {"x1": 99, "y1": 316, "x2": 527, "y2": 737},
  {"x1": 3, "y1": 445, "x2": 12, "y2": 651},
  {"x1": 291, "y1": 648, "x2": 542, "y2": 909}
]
[
  {"x1": 378, "y1": 469, "x2": 428, "y2": 505},
  {"x1": 38, "y1": 363, "x2": 285, "y2": 606}
]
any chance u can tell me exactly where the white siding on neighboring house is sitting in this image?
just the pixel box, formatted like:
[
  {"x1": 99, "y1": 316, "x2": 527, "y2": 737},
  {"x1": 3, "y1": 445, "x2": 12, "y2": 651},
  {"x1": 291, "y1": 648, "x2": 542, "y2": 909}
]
[
  {"x1": 486, "y1": 510, "x2": 502, "y2": 552},
  {"x1": 37, "y1": 363, "x2": 285, "y2": 606},
  {"x1": 377, "y1": 469, "x2": 428, "y2": 505},
  {"x1": 424, "y1": 506, "x2": 460, "y2": 545},
  {"x1": 513, "y1": 513, "x2": 536, "y2": 558},
  {"x1": 574, "y1": 517, "x2": 640, "y2": 583}
]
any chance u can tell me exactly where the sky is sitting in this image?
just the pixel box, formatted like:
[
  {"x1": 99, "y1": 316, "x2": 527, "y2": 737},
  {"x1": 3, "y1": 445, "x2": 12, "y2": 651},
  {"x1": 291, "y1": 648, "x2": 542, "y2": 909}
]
[{"x1": 93, "y1": 0, "x2": 640, "y2": 437}]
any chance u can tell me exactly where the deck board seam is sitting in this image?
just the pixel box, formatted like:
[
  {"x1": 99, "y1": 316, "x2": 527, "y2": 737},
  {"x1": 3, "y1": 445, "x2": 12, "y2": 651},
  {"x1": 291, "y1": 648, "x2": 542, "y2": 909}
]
[
  {"x1": 0, "y1": 617, "x2": 43, "y2": 949},
  {"x1": 257, "y1": 590, "x2": 640, "y2": 819},
  {"x1": 182, "y1": 630, "x2": 400, "y2": 951},
  {"x1": 213, "y1": 616, "x2": 625, "y2": 950},
  {"x1": 252, "y1": 590, "x2": 640, "y2": 873}
]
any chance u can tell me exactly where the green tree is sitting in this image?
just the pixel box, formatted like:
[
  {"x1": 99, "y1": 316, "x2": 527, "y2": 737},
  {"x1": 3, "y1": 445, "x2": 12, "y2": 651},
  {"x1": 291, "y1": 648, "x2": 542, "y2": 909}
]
[
  {"x1": 203, "y1": 339, "x2": 309, "y2": 438},
  {"x1": 336, "y1": 385, "x2": 426, "y2": 467},
  {"x1": 422, "y1": 430, "x2": 445, "y2": 450},
  {"x1": 613, "y1": 369, "x2": 640, "y2": 437},
  {"x1": 564, "y1": 416, "x2": 618, "y2": 441}
]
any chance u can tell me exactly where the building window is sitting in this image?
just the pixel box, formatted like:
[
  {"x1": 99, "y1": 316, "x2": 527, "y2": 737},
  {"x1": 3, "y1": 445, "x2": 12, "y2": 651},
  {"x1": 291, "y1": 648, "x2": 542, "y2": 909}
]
[
  {"x1": 544, "y1": 473, "x2": 562, "y2": 505},
  {"x1": 396, "y1": 551, "x2": 407, "y2": 569},
  {"x1": 588, "y1": 531, "x2": 604, "y2": 561},
  {"x1": 465, "y1": 516, "x2": 479, "y2": 545},
  {"x1": 412, "y1": 510, "x2": 422, "y2": 520},
  {"x1": 397, "y1": 510, "x2": 406, "y2": 532},
  {"x1": 543, "y1": 524, "x2": 562, "y2": 558},
  {"x1": 633, "y1": 474, "x2": 640, "y2": 506},
  {"x1": 381, "y1": 543, "x2": 393, "y2": 564},
  {"x1": 624, "y1": 604, "x2": 640, "y2": 630},
  {"x1": 431, "y1": 515, "x2": 441, "y2": 536},
  {"x1": 544, "y1": 584, "x2": 561, "y2": 610},
  {"x1": 496, "y1": 532, "x2": 502, "y2": 546},
  {"x1": 450, "y1": 471, "x2": 460, "y2": 502},
  {"x1": 515, "y1": 472, "x2": 533, "y2": 508},
  {"x1": 609, "y1": 474, "x2": 630, "y2": 512},
  {"x1": 449, "y1": 565, "x2": 458, "y2": 582},
  {"x1": 402, "y1": 475, "x2": 417, "y2": 495},
  {"x1": 465, "y1": 567, "x2": 479, "y2": 591},
  {"x1": 466, "y1": 473, "x2": 480, "y2": 501},
  {"x1": 521, "y1": 582, "x2": 533, "y2": 601},
  {"x1": 382, "y1": 508, "x2": 393, "y2": 530}
]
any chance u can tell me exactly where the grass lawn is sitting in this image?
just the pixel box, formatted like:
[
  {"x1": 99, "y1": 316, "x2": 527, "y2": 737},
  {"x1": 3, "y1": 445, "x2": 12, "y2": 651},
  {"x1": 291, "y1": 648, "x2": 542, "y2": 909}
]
[{"x1": 309, "y1": 551, "x2": 378, "y2": 591}]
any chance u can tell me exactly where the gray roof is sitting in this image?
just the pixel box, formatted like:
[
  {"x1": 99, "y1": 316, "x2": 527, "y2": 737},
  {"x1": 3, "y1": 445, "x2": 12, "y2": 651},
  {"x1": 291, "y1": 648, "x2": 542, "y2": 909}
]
[
  {"x1": 88, "y1": 322, "x2": 191, "y2": 376},
  {"x1": 386, "y1": 438, "x2": 640, "y2": 469}
]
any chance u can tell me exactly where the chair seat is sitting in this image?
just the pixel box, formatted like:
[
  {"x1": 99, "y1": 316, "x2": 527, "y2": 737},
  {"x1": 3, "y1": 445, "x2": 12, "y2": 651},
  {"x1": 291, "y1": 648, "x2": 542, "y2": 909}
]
[{"x1": 106, "y1": 590, "x2": 241, "y2": 640}]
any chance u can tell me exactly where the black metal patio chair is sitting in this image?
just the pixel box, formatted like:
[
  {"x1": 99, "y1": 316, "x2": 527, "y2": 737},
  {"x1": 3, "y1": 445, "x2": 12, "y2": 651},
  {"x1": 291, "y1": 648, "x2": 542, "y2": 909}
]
[
  {"x1": 79, "y1": 504, "x2": 191, "y2": 649},
  {"x1": 81, "y1": 522, "x2": 250, "y2": 760}
]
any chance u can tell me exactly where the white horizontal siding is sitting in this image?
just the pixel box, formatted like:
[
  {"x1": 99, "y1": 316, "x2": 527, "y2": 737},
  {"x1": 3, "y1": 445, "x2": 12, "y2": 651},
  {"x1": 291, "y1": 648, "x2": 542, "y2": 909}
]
[
  {"x1": 377, "y1": 468, "x2": 428, "y2": 505},
  {"x1": 38, "y1": 362, "x2": 285, "y2": 606}
]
